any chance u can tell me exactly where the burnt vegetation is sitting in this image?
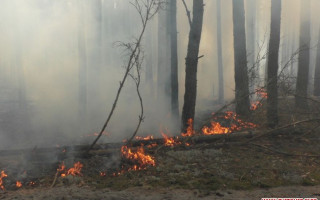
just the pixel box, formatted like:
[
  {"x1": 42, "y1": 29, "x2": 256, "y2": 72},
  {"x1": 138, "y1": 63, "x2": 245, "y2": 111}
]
[{"x1": 1, "y1": 0, "x2": 320, "y2": 198}]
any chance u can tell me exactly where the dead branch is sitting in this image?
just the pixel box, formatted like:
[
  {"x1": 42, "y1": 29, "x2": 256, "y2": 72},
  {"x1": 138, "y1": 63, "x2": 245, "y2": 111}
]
[
  {"x1": 251, "y1": 143, "x2": 320, "y2": 158},
  {"x1": 88, "y1": 0, "x2": 162, "y2": 152},
  {"x1": 126, "y1": 45, "x2": 145, "y2": 145},
  {"x1": 50, "y1": 171, "x2": 59, "y2": 188},
  {"x1": 245, "y1": 118, "x2": 320, "y2": 143},
  {"x1": 181, "y1": 0, "x2": 192, "y2": 27}
]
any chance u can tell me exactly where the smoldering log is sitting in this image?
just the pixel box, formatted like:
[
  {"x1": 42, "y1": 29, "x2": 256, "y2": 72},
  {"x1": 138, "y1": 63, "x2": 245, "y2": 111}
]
[{"x1": 0, "y1": 129, "x2": 292, "y2": 161}]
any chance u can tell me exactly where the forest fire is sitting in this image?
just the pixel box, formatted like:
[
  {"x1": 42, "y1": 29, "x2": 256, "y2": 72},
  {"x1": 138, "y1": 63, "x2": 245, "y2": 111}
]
[
  {"x1": 66, "y1": 162, "x2": 83, "y2": 176},
  {"x1": 202, "y1": 121, "x2": 232, "y2": 135},
  {"x1": 251, "y1": 88, "x2": 268, "y2": 110},
  {"x1": 250, "y1": 101, "x2": 262, "y2": 110},
  {"x1": 58, "y1": 161, "x2": 83, "y2": 177},
  {"x1": 181, "y1": 111, "x2": 258, "y2": 136},
  {"x1": 0, "y1": 170, "x2": 7, "y2": 190},
  {"x1": 121, "y1": 145, "x2": 155, "y2": 170},
  {"x1": 161, "y1": 132, "x2": 181, "y2": 146},
  {"x1": 181, "y1": 118, "x2": 195, "y2": 137},
  {"x1": 16, "y1": 181, "x2": 22, "y2": 188}
]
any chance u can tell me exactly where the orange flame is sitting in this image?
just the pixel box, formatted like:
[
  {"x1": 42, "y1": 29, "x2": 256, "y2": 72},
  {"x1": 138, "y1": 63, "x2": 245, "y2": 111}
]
[
  {"x1": 181, "y1": 118, "x2": 195, "y2": 137},
  {"x1": 202, "y1": 122, "x2": 231, "y2": 135},
  {"x1": 250, "y1": 101, "x2": 262, "y2": 110},
  {"x1": 58, "y1": 161, "x2": 83, "y2": 177},
  {"x1": 0, "y1": 170, "x2": 8, "y2": 190},
  {"x1": 66, "y1": 162, "x2": 83, "y2": 176},
  {"x1": 16, "y1": 181, "x2": 22, "y2": 188},
  {"x1": 251, "y1": 89, "x2": 268, "y2": 110},
  {"x1": 202, "y1": 111, "x2": 257, "y2": 135},
  {"x1": 121, "y1": 145, "x2": 155, "y2": 170},
  {"x1": 160, "y1": 129, "x2": 181, "y2": 146},
  {"x1": 100, "y1": 171, "x2": 106, "y2": 177}
]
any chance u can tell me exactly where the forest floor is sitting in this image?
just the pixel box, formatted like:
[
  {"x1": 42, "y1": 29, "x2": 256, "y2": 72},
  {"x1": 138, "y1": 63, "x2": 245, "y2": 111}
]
[{"x1": 1, "y1": 98, "x2": 320, "y2": 199}]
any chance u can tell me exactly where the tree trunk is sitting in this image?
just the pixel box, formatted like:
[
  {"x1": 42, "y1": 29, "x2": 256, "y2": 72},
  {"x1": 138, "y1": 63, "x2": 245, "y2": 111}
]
[
  {"x1": 245, "y1": 0, "x2": 256, "y2": 91},
  {"x1": 170, "y1": 0, "x2": 179, "y2": 119},
  {"x1": 181, "y1": 0, "x2": 204, "y2": 132},
  {"x1": 295, "y1": 0, "x2": 311, "y2": 109},
  {"x1": 232, "y1": 0, "x2": 250, "y2": 116},
  {"x1": 216, "y1": 0, "x2": 224, "y2": 104},
  {"x1": 314, "y1": 28, "x2": 320, "y2": 96},
  {"x1": 157, "y1": 7, "x2": 170, "y2": 102},
  {"x1": 78, "y1": 0, "x2": 88, "y2": 117},
  {"x1": 145, "y1": 21, "x2": 154, "y2": 97},
  {"x1": 267, "y1": 0, "x2": 281, "y2": 128}
]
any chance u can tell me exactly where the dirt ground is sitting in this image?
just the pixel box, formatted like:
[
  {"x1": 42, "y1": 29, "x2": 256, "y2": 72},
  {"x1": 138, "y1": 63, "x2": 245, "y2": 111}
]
[{"x1": 1, "y1": 185, "x2": 320, "y2": 200}]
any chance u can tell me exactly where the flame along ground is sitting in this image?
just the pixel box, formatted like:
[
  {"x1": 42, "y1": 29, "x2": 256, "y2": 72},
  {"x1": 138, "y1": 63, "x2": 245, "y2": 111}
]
[
  {"x1": 58, "y1": 161, "x2": 83, "y2": 177},
  {"x1": 202, "y1": 111, "x2": 258, "y2": 135},
  {"x1": 16, "y1": 181, "x2": 22, "y2": 188},
  {"x1": 118, "y1": 111, "x2": 257, "y2": 173},
  {"x1": 121, "y1": 145, "x2": 156, "y2": 171},
  {"x1": 0, "y1": 170, "x2": 7, "y2": 190},
  {"x1": 0, "y1": 109, "x2": 258, "y2": 189}
]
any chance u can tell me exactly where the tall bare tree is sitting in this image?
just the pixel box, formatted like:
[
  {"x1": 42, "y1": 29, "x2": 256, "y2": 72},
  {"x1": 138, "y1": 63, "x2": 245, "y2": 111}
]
[
  {"x1": 216, "y1": 0, "x2": 224, "y2": 103},
  {"x1": 245, "y1": 0, "x2": 256, "y2": 90},
  {"x1": 78, "y1": 0, "x2": 88, "y2": 117},
  {"x1": 296, "y1": 0, "x2": 311, "y2": 109},
  {"x1": 267, "y1": 0, "x2": 282, "y2": 128},
  {"x1": 314, "y1": 28, "x2": 320, "y2": 96},
  {"x1": 232, "y1": 0, "x2": 250, "y2": 116},
  {"x1": 181, "y1": 0, "x2": 204, "y2": 132},
  {"x1": 170, "y1": 0, "x2": 179, "y2": 118},
  {"x1": 157, "y1": 6, "x2": 170, "y2": 102}
]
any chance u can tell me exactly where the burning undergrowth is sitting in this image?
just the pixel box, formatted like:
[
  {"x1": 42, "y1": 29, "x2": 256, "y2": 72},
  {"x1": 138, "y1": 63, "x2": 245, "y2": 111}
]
[{"x1": 0, "y1": 110, "x2": 259, "y2": 191}]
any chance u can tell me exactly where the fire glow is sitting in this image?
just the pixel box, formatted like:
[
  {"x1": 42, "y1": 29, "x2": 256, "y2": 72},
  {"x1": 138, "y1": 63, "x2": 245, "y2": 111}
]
[
  {"x1": 181, "y1": 111, "x2": 257, "y2": 136},
  {"x1": 251, "y1": 88, "x2": 268, "y2": 110},
  {"x1": 58, "y1": 161, "x2": 83, "y2": 177},
  {"x1": 181, "y1": 118, "x2": 195, "y2": 137},
  {"x1": 202, "y1": 111, "x2": 257, "y2": 135},
  {"x1": 0, "y1": 170, "x2": 7, "y2": 190},
  {"x1": 161, "y1": 132, "x2": 181, "y2": 146},
  {"x1": 121, "y1": 145, "x2": 155, "y2": 171},
  {"x1": 16, "y1": 181, "x2": 22, "y2": 188}
]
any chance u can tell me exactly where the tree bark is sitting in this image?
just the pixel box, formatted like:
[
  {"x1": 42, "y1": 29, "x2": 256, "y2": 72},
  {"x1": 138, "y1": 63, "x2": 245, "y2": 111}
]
[
  {"x1": 216, "y1": 0, "x2": 224, "y2": 104},
  {"x1": 170, "y1": 0, "x2": 179, "y2": 119},
  {"x1": 145, "y1": 22, "x2": 154, "y2": 97},
  {"x1": 245, "y1": 0, "x2": 256, "y2": 91},
  {"x1": 157, "y1": 7, "x2": 170, "y2": 102},
  {"x1": 267, "y1": 0, "x2": 281, "y2": 128},
  {"x1": 232, "y1": 0, "x2": 250, "y2": 116},
  {"x1": 181, "y1": 0, "x2": 204, "y2": 132},
  {"x1": 314, "y1": 27, "x2": 320, "y2": 96},
  {"x1": 296, "y1": 0, "x2": 311, "y2": 109},
  {"x1": 78, "y1": 0, "x2": 88, "y2": 117}
]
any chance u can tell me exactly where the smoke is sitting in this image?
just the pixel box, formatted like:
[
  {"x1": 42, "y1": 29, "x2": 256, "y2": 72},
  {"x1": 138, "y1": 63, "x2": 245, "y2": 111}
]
[{"x1": 0, "y1": 0, "x2": 319, "y2": 150}]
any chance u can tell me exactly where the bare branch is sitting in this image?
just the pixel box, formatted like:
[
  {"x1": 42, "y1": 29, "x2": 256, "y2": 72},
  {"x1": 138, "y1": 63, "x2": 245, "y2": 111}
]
[
  {"x1": 181, "y1": 0, "x2": 192, "y2": 27},
  {"x1": 88, "y1": 0, "x2": 162, "y2": 152}
]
